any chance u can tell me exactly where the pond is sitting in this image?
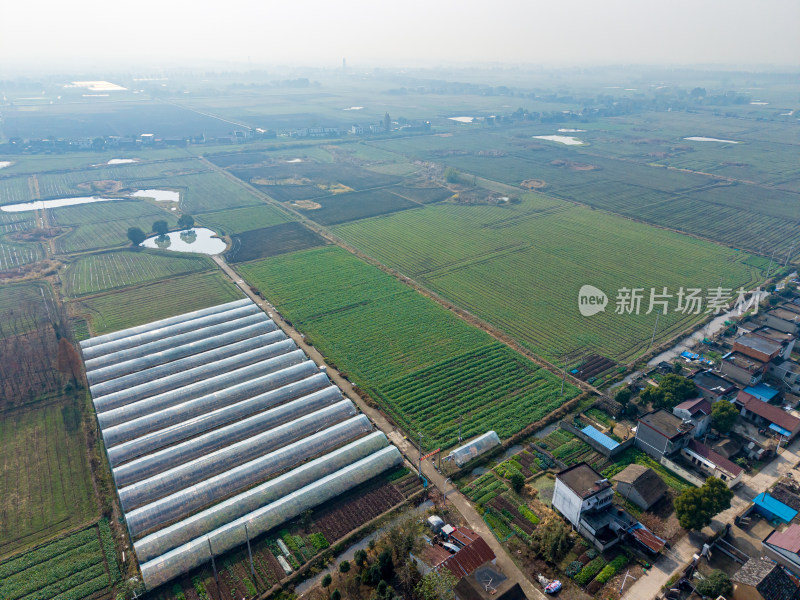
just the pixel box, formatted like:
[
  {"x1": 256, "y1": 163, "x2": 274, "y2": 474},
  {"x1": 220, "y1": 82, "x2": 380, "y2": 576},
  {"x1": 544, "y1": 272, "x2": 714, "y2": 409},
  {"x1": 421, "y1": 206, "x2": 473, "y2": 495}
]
[
  {"x1": 343, "y1": 106, "x2": 364, "y2": 111},
  {"x1": 106, "y1": 158, "x2": 138, "y2": 165},
  {"x1": 141, "y1": 228, "x2": 226, "y2": 255},
  {"x1": 0, "y1": 196, "x2": 123, "y2": 212},
  {"x1": 683, "y1": 136, "x2": 740, "y2": 144},
  {"x1": 448, "y1": 116, "x2": 475, "y2": 123},
  {"x1": 131, "y1": 189, "x2": 180, "y2": 202},
  {"x1": 557, "y1": 128, "x2": 586, "y2": 133},
  {"x1": 0, "y1": 161, "x2": 12, "y2": 169},
  {"x1": 533, "y1": 135, "x2": 584, "y2": 145}
]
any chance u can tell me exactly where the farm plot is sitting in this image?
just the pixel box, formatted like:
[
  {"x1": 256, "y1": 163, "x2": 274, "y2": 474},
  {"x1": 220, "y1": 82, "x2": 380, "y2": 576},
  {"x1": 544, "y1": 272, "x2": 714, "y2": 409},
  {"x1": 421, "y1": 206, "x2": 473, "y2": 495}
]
[
  {"x1": 375, "y1": 343, "x2": 578, "y2": 448},
  {"x1": 0, "y1": 176, "x2": 36, "y2": 206},
  {"x1": 333, "y1": 196, "x2": 763, "y2": 363},
  {"x1": 0, "y1": 210, "x2": 36, "y2": 234},
  {"x1": 237, "y1": 246, "x2": 578, "y2": 446},
  {"x1": 50, "y1": 199, "x2": 178, "y2": 254},
  {"x1": 390, "y1": 185, "x2": 453, "y2": 204},
  {"x1": 62, "y1": 250, "x2": 215, "y2": 297},
  {"x1": 227, "y1": 221, "x2": 326, "y2": 263},
  {"x1": 0, "y1": 522, "x2": 121, "y2": 600},
  {"x1": 127, "y1": 171, "x2": 263, "y2": 214},
  {"x1": 0, "y1": 398, "x2": 96, "y2": 558},
  {"x1": 290, "y1": 188, "x2": 419, "y2": 225},
  {"x1": 0, "y1": 281, "x2": 56, "y2": 338},
  {"x1": 229, "y1": 161, "x2": 401, "y2": 199},
  {"x1": 72, "y1": 270, "x2": 244, "y2": 335},
  {"x1": 0, "y1": 236, "x2": 43, "y2": 271},
  {"x1": 197, "y1": 204, "x2": 290, "y2": 235}
]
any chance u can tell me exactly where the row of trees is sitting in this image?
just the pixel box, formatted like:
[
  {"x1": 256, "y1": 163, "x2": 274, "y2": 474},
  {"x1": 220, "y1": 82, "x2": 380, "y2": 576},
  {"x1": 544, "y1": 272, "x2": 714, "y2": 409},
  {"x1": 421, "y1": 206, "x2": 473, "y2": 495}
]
[{"x1": 126, "y1": 215, "x2": 194, "y2": 246}]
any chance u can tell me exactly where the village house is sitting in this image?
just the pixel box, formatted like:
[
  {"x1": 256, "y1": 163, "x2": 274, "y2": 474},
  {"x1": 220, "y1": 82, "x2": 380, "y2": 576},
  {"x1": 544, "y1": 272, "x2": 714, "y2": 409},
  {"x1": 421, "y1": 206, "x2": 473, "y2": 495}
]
[
  {"x1": 735, "y1": 391, "x2": 800, "y2": 442},
  {"x1": 680, "y1": 438, "x2": 743, "y2": 488},
  {"x1": 690, "y1": 369, "x2": 739, "y2": 402},
  {"x1": 765, "y1": 308, "x2": 800, "y2": 335},
  {"x1": 734, "y1": 333, "x2": 784, "y2": 364},
  {"x1": 721, "y1": 352, "x2": 767, "y2": 386},
  {"x1": 753, "y1": 327, "x2": 796, "y2": 359},
  {"x1": 731, "y1": 558, "x2": 799, "y2": 600},
  {"x1": 763, "y1": 523, "x2": 800, "y2": 575},
  {"x1": 673, "y1": 397, "x2": 713, "y2": 437},
  {"x1": 635, "y1": 410, "x2": 694, "y2": 459}
]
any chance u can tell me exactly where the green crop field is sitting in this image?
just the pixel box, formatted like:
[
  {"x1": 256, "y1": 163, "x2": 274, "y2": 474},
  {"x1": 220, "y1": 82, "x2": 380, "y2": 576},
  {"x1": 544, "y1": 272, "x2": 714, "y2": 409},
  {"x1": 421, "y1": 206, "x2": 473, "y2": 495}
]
[
  {"x1": 334, "y1": 194, "x2": 764, "y2": 363},
  {"x1": 133, "y1": 171, "x2": 263, "y2": 214},
  {"x1": 0, "y1": 521, "x2": 121, "y2": 599},
  {"x1": 73, "y1": 270, "x2": 245, "y2": 335},
  {"x1": 50, "y1": 199, "x2": 178, "y2": 254},
  {"x1": 227, "y1": 221, "x2": 326, "y2": 263},
  {"x1": 237, "y1": 246, "x2": 579, "y2": 448},
  {"x1": 0, "y1": 282, "x2": 56, "y2": 338},
  {"x1": 197, "y1": 204, "x2": 290, "y2": 234},
  {"x1": 0, "y1": 210, "x2": 36, "y2": 234},
  {"x1": 292, "y1": 188, "x2": 418, "y2": 225},
  {"x1": 369, "y1": 124, "x2": 800, "y2": 258},
  {"x1": 62, "y1": 249, "x2": 215, "y2": 297},
  {"x1": 0, "y1": 399, "x2": 96, "y2": 558},
  {"x1": 0, "y1": 236, "x2": 43, "y2": 271}
]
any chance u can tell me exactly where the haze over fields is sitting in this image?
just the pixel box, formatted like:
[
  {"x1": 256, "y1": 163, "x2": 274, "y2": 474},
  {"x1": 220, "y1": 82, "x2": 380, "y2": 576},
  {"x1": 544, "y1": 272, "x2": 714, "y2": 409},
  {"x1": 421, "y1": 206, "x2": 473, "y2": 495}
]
[{"x1": 2, "y1": 0, "x2": 799, "y2": 70}]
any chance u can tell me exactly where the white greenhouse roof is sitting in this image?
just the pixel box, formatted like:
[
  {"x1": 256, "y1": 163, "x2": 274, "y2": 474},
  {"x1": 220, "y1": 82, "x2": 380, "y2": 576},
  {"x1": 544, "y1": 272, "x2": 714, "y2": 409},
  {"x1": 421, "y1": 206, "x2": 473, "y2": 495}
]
[{"x1": 80, "y1": 299, "x2": 402, "y2": 590}]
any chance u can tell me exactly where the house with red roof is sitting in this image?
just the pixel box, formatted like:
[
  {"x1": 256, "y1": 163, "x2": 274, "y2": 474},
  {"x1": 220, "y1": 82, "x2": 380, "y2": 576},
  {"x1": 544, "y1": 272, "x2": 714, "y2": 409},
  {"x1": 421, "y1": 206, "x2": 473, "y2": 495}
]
[
  {"x1": 412, "y1": 528, "x2": 497, "y2": 581},
  {"x1": 673, "y1": 398, "x2": 713, "y2": 437},
  {"x1": 680, "y1": 438, "x2": 744, "y2": 488},
  {"x1": 735, "y1": 391, "x2": 800, "y2": 442},
  {"x1": 763, "y1": 524, "x2": 800, "y2": 574}
]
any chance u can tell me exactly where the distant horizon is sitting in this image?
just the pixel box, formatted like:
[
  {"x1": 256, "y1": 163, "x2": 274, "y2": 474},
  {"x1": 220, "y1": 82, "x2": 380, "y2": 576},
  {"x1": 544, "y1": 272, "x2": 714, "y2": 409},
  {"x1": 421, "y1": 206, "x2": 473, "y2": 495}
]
[{"x1": 2, "y1": 0, "x2": 798, "y2": 76}]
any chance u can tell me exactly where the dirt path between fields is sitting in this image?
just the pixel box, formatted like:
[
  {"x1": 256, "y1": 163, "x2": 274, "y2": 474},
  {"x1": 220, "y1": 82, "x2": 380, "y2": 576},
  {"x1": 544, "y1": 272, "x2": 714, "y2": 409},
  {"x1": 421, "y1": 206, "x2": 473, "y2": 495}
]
[{"x1": 212, "y1": 255, "x2": 548, "y2": 599}]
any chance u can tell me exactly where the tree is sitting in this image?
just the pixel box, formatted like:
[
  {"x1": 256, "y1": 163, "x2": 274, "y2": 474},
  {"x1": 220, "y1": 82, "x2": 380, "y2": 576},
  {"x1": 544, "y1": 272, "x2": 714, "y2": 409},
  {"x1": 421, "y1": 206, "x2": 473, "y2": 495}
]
[
  {"x1": 614, "y1": 388, "x2": 631, "y2": 405},
  {"x1": 384, "y1": 112, "x2": 391, "y2": 132},
  {"x1": 339, "y1": 560, "x2": 350, "y2": 573},
  {"x1": 640, "y1": 374, "x2": 698, "y2": 410},
  {"x1": 354, "y1": 549, "x2": 367, "y2": 569},
  {"x1": 415, "y1": 568, "x2": 458, "y2": 600},
  {"x1": 127, "y1": 227, "x2": 146, "y2": 246},
  {"x1": 444, "y1": 167, "x2": 461, "y2": 184},
  {"x1": 508, "y1": 471, "x2": 525, "y2": 493},
  {"x1": 321, "y1": 574, "x2": 332, "y2": 588},
  {"x1": 674, "y1": 477, "x2": 733, "y2": 530},
  {"x1": 152, "y1": 220, "x2": 169, "y2": 237},
  {"x1": 330, "y1": 591, "x2": 341, "y2": 600},
  {"x1": 711, "y1": 400, "x2": 739, "y2": 433},
  {"x1": 696, "y1": 570, "x2": 732, "y2": 598},
  {"x1": 177, "y1": 214, "x2": 195, "y2": 230},
  {"x1": 529, "y1": 517, "x2": 570, "y2": 563}
]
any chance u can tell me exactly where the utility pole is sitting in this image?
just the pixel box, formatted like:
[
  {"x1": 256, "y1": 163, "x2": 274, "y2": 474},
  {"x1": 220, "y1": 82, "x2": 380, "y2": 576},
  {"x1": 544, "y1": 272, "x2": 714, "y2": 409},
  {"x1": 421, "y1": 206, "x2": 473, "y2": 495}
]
[
  {"x1": 458, "y1": 415, "x2": 463, "y2": 444},
  {"x1": 766, "y1": 249, "x2": 777, "y2": 278},
  {"x1": 244, "y1": 522, "x2": 255, "y2": 580},
  {"x1": 207, "y1": 537, "x2": 219, "y2": 586},
  {"x1": 418, "y1": 431, "x2": 424, "y2": 479},
  {"x1": 648, "y1": 313, "x2": 660, "y2": 350}
]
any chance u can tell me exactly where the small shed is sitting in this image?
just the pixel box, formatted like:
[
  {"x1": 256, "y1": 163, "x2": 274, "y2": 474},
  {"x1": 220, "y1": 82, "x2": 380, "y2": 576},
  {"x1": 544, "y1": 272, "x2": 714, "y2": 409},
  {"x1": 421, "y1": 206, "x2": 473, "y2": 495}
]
[
  {"x1": 612, "y1": 464, "x2": 668, "y2": 510},
  {"x1": 753, "y1": 492, "x2": 799, "y2": 524}
]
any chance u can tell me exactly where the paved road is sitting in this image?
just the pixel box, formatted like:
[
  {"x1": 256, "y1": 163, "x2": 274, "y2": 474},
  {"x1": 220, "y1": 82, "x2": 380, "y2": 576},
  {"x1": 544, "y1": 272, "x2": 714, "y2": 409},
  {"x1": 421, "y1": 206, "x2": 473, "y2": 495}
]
[
  {"x1": 212, "y1": 256, "x2": 548, "y2": 600},
  {"x1": 623, "y1": 438, "x2": 800, "y2": 599}
]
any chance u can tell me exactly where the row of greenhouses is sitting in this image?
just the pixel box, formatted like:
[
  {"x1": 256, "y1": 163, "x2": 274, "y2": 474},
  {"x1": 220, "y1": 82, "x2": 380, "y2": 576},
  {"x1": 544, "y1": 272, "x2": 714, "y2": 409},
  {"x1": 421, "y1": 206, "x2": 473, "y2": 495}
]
[{"x1": 79, "y1": 300, "x2": 403, "y2": 590}]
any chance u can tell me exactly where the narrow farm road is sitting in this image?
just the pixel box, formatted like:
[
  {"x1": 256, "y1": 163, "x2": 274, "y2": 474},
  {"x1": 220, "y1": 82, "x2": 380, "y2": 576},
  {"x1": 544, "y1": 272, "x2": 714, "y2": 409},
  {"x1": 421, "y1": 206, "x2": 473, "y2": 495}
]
[{"x1": 212, "y1": 255, "x2": 548, "y2": 600}]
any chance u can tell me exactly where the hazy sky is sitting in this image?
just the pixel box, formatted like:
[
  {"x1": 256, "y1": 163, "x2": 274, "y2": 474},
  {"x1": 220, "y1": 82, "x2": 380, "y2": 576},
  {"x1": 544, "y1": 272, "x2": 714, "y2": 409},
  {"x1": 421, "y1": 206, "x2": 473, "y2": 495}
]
[{"x1": 2, "y1": 0, "x2": 798, "y2": 70}]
